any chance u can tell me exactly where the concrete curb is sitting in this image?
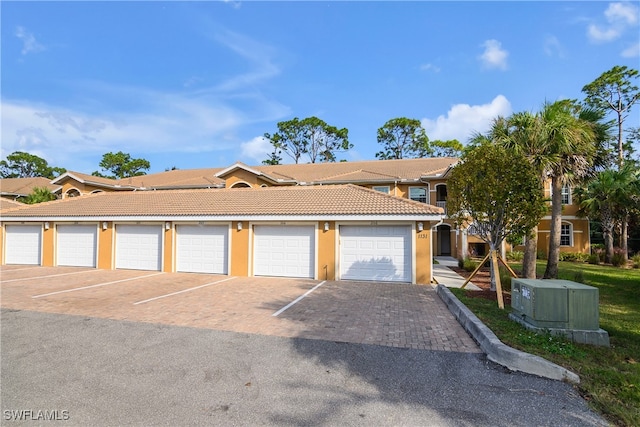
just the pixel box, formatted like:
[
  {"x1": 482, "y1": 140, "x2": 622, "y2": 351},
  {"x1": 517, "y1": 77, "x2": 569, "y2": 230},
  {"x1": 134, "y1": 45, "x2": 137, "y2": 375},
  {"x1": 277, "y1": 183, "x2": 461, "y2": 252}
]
[{"x1": 435, "y1": 284, "x2": 580, "y2": 384}]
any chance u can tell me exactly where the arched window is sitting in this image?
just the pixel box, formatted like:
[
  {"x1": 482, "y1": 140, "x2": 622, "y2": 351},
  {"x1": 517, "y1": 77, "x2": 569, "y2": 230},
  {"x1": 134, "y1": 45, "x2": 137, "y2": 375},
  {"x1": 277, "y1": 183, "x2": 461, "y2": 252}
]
[
  {"x1": 230, "y1": 181, "x2": 251, "y2": 188},
  {"x1": 65, "y1": 188, "x2": 81, "y2": 198}
]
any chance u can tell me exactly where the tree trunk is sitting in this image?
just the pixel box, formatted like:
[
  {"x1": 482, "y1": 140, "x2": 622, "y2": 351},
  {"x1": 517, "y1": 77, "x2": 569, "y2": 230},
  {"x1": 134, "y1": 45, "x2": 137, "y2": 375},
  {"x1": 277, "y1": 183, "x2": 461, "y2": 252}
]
[
  {"x1": 544, "y1": 176, "x2": 563, "y2": 279},
  {"x1": 602, "y1": 206, "x2": 614, "y2": 264},
  {"x1": 622, "y1": 216, "x2": 629, "y2": 262},
  {"x1": 522, "y1": 227, "x2": 538, "y2": 278}
]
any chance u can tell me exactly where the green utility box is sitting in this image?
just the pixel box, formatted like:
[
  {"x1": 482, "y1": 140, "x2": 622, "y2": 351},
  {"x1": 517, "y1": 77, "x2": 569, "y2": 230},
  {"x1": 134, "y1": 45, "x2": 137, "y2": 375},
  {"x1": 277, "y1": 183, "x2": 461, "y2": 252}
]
[
  {"x1": 510, "y1": 279, "x2": 609, "y2": 346},
  {"x1": 511, "y1": 279, "x2": 599, "y2": 330}
]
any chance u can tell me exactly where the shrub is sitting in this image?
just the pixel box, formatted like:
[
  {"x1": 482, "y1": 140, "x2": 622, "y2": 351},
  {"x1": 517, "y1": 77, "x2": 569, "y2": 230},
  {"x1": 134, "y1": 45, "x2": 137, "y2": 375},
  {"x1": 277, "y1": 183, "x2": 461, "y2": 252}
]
[
  {"x1": 498, "y1": 267, "x2": 512, "y2": 292},
  {"x1": 462, "y1": 257, "x2": 477, "y2": 272},
  {"x1": 587, "y1": 254, "x2": 600, "y2": 265},
  {"x1": 611, "y1": 248, "x2": 626, "y2": 267},
  {"x1": 506, "y1": 251, "x2": 524, "y2": 262},
  {"x1": 632, "y1": 254, "x2": 640, "y2": 269},
  {"x1": 537, "y1": 250, "x2": 547, "y2": 260},
  {"x1": 558, "y1": 252, "x2": 589, "y2": 262},
  {"x1": 573, "y1": 271, "x2": 585, "y2": 284}
]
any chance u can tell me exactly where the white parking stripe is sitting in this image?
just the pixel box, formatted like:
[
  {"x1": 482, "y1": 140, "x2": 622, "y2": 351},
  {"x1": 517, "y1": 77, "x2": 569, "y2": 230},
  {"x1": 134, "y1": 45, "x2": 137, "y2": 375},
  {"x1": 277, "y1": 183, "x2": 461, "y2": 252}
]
[
  {"x1": 272, "y1": 281, "x2": 327, "y2": 317},
  {"x1": 133, "y1": 277, "x2": 236, "y2": 305},
  {"x1": 32, "y1": 272, "x2": 164, "y2": 298},
  {"x1": 0, "y1": 266, "x2": 43, "y2": 273},
  {"x1": 3, "y1": 269, "x2": 99, "y2": 283}
]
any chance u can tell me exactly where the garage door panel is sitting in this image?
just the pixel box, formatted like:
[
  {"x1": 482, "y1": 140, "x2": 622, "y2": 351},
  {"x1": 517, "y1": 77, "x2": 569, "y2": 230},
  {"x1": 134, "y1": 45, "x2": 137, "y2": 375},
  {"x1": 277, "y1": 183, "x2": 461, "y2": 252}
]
[
  {"x1": 340, "y1": 225, "x2": 411, "y2": 282},
  {"x1": 116, "y1": 225, "x2": 162, "y2": 271},
  {"x1": 254, "y1": 225, "x2": 314, "y2": 278},
  {"x1": 176, "y1": 225, "x2": 228, "y2": 274},
  {"x1": 5, "y1": 225, "x2": 42, "y2": 265},
  {"x1": 57, "y1": 225, "x2": 97, "y2": 267}
]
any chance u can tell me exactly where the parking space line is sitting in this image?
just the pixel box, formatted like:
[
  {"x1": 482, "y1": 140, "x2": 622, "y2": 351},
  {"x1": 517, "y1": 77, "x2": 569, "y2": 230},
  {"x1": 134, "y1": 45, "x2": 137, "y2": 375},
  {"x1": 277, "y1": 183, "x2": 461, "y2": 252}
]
[
  {"x1": 272, "y1": 280, "x2": 327, "y2": 317},
  {"x1": 133, "y1": 277, "x2": 236, "y2": 305},
  {"x1": 0, "y1": 266, "x2": 43, "y2": 273},
  {"x1": 32, "y1": 272, "x2": 164, "y2": 298},
  {"x1": 3, "y1": 269, "x2": 99, "y2": 284}
]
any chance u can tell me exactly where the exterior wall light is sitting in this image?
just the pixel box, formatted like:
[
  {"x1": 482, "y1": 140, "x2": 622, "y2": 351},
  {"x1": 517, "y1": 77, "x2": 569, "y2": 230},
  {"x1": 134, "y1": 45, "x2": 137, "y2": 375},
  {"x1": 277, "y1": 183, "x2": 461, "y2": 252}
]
[
  {"x1": 102, "y1": 222, "x2": 108, "y2": 230},
  {"x1": 165, "y1": 222, "x2": 171, "y2": 230},
  {"x1": 417, "y1": 222, "x2": 424, "y2": 232},
  {"x1": 324, "y1": 222, "x2": 330, "y2": 232},
  {"x1": 44, "y1": 222, "x2": 50, "y2": 230},
  {"x1": 237, "y1": 222, "x2": 243, "y2": 231}
]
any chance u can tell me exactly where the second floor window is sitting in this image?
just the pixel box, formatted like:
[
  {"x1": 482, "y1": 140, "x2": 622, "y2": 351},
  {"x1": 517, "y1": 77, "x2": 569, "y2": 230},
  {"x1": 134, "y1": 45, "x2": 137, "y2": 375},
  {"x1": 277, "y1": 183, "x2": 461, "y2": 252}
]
[
  {"x1": 409, "y1": 187, "x2": 428, "y2": 203},
  {"x1": 373, "y1": 186, "x2": 390, "y2": 194},
  {"x1": 561, "y1": 185, "x2": 571, "y2": 205}
]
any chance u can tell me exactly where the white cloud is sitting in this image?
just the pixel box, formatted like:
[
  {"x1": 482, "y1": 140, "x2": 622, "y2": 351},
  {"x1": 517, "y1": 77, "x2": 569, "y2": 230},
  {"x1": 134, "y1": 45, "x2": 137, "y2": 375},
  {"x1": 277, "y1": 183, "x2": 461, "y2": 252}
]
[
  {"x1": 15, "y1": 26, "x2": 45, "y2": 55},
  {"x1": 478, "y1": 39, "x2": 508, "y2": 70},
  {"x1": 240, "y1": 136, "x2": 272, "y2": 163},
  {"x1": 1, "y1": 84, "x2": 289, "y2": 171},
  {"x1": 605, "y1": 2, "x2": 639, "y2": 25},
  {"x1": 621, "y1": 42, "x2": 640, "y2": 57},
  {"x1": 587, "y1": 24, "x2": 620, "y2": 42},
  {"x1": 543, "y1": 35, "x2": 565, "y2": 58},
  {"x1": 421, "y1": 95, "x2": 512, "y2": 143},
  {"x1": 420, "y1": 63, "x2": 441, "y2": 73},
  {"x1": 587, "y1": 2, "x2": 639, "y2": 43}
]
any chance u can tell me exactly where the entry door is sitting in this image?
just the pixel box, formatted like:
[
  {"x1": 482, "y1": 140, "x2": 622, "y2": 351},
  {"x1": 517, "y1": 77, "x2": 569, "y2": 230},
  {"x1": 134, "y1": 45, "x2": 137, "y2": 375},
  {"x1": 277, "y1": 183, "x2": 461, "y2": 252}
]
[
  {"x1": 438, "y1": 225, "x2": 451, "y2": 256},
  {"x1": 340, "y1": 225, "x2": 411, "y2": 282},
  {"x1": 253, "y1": 225, "x2": 315, "y2": 278}
]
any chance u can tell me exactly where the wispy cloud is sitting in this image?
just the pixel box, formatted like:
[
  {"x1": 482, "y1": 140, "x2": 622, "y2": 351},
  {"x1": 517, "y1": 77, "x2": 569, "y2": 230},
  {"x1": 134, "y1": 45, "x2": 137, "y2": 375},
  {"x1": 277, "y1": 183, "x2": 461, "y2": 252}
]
[
  {"x1": 15, "y1": 26, "x2": 45, "y2": 55},
  {"x1": 421, "y1": 95, "x2": 512, "y2": 143},
  {"x1": 478, "y1": 39, "x2": 508, "y2": 71},
  {"x1": 587, "y1": 2, "x2": 639, "y2": 43},
  {"x1": 1, "y1": 82, "x2": 290, "y2": 171},
  {"x1": 420, "y1": 63, "x2": 441, "y2": 73},
  {"x1": 621, "y1": 42, "x2": 640, "y2": 57},
  {"x1": 208, "y1": 29, "x2": 281, "y2": 92},
  {"x1": 543, "y1": 35, "x2": 565, "y2": 58}
]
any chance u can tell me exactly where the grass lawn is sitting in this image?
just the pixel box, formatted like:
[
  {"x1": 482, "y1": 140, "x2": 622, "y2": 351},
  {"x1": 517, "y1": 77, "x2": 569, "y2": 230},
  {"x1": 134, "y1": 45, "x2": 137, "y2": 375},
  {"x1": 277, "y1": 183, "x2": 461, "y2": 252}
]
[{"x1": 450, "y1": 261, "x2": 640, "y2": 427}]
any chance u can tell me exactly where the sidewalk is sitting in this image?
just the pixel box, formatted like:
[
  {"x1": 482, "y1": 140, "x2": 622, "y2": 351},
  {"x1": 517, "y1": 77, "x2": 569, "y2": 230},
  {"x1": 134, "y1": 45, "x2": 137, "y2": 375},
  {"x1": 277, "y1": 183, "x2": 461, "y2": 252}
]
[{"x1": 432, "y1": 256, "x2": 481, "y2": 290}]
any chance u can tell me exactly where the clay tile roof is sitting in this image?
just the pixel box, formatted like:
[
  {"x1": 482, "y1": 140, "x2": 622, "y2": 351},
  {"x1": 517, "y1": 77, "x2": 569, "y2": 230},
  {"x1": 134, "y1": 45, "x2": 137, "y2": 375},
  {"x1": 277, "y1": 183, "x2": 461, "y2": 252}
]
[
  {"x1": 116, "y1": 168, "x2": 224, "y2": 189},
  {"x1": 254, "y1": 157, "x2": 458, "y2": 183},
  {"x1": 0, "y1": 184, "x2": 443, "y2": 218},
  {"x1": 0, "y1": 198, "x2": 27, "y2": 212},
  {"x1": 0, "y1": 177, "x2": 61, "y2": 196}
]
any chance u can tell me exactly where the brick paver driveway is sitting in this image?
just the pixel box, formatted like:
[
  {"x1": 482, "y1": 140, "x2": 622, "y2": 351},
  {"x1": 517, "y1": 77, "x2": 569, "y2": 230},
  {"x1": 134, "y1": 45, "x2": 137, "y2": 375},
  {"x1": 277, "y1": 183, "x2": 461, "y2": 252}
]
[{"x1": 0, "y1": 266, "x2": 479, "y2": 353}]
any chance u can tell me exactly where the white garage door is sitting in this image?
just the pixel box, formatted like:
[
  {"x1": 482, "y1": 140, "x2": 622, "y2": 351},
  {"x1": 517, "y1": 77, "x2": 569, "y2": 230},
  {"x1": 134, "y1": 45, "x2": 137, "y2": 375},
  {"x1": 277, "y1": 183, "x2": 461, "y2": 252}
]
[
  {"x1": 340, "y1": 225, "x2": 412, "y2": 282},
  {"x1": 115, "y1": 225, "x2": 162, "y2": 271},
  {"x1": 5, "y1": 225, "x2": 42, "y2": 265},
  {"x1": 254, "y1": 225, "x2": 315, "y2": 278},
  {"x1": 57, "y1": 224, "x2": 97, "y2": 267},
  {"x1": 176, "y1": 225, "x2": 228, "y2": 274}
]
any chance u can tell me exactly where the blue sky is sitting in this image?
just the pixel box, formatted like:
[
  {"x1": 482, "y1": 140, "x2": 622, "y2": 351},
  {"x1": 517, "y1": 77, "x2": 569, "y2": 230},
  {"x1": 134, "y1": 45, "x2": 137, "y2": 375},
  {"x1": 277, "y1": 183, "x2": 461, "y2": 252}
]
[{"x1": 2, "y1": 1, "x2": 639, "y2": 174}]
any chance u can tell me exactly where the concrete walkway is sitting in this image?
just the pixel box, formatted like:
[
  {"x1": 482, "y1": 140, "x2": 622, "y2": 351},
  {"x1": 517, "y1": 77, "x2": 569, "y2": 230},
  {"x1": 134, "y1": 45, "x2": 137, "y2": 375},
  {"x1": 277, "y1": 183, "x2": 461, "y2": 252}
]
[{"x1": 433, "y1": 256, "x2": 481, "y2": 290}]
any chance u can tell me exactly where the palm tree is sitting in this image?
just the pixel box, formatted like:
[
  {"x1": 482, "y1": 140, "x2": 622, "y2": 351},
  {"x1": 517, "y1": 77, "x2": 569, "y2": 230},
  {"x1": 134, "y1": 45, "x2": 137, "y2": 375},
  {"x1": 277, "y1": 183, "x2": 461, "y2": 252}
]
[
  {"x1": 540, "y1": 101, "x2": 596, "y2": 279},
  {"x1": 575, "y1": 165, "x2": 640, "y2": 263},
  {"x1": 24, "y1": 187, "x2": 57, "y2": 204}
]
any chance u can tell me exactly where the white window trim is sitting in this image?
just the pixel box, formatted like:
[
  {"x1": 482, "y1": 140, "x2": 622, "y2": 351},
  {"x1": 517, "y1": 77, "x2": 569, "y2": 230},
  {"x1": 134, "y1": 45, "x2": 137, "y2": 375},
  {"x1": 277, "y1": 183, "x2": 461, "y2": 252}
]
[
  {"x1": 560, "y1": 221, "x2": 573, "y2": 247},
  {"x1": 408, "y1": 186, "x2": 429, "y2": 203}
]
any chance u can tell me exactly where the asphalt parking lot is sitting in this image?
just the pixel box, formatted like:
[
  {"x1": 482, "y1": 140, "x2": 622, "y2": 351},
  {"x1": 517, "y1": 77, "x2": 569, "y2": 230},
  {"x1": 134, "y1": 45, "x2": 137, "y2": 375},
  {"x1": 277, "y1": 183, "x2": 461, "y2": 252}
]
[{"x1": 1, "y1": 266, "x2": 607, "y2": 426}]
